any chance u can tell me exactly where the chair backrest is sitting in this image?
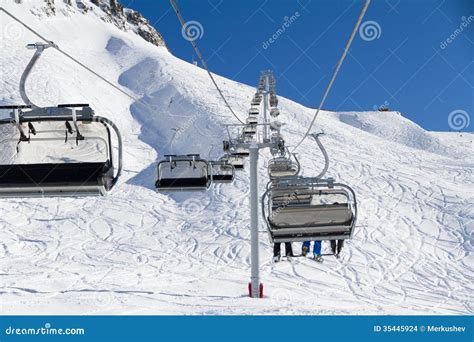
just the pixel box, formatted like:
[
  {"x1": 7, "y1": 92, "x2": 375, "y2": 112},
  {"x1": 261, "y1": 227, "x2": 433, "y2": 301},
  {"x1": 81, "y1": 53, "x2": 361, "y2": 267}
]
[
  {"x1": 0, "y1": 121, "x2": 110, "y2": 165},
  {"x1": 209, "y1": 161, "x2": 235, "y2": 183},
  {"x1": 158, "y1": 158, "x2": 209, "y2": 181}
]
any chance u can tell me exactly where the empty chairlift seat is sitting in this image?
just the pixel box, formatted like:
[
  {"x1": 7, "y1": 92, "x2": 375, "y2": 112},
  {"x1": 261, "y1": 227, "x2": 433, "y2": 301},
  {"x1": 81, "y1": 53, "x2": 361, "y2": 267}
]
[
  {"x1": 223, "y1": 154, "x2": 245, "y2": 170},
  {"x1": 246, "y1": 117, "x2": 258, "y2": 125},
  {"x1": 243, "y1": 126, "x2": 256, "y2": 137},
  {"x1": 0, "y1": 104, "x2": 123, "y2": 197},
  {"x1": 251, "y1": 94, "x2": 262, "y2": 106},
  {"x1": 263, "y1": 179, "x2": 357, "y2": 243},
  {"x1": 248, "y1": 107, "x2": 259, "y2": 116},
  {"x1": 268, "y1": 157, "x2": 299, "y2": 179},
  {"x1": 269, "y1": 94, "x2": 278, "y2": 107},
  {"x1": 156, "y1": 154, "x2": 211, "y2": 191},
  {"x1": 209, "y1": 160, "x2": 235, "y2": 183},
  {"x1": 228, "y1": 142, "x2": 250, "y2": 157}
]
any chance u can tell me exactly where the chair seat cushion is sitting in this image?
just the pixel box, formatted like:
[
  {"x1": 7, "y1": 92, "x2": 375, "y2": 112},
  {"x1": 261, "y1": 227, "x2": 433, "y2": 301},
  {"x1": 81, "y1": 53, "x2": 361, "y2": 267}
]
[{"x1": 0, "y1": 162, "x2": 111, "y2": 187}]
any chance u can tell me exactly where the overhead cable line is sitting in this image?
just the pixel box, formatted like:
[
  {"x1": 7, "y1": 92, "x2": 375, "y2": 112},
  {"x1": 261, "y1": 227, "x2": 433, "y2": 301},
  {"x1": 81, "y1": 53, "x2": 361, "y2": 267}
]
[
  {"x1": 169, "y1": 0, "x2": 245, "y2": 124},
  {"x1": 292, "y1": 0, "x2": 371, "y2": 151}
]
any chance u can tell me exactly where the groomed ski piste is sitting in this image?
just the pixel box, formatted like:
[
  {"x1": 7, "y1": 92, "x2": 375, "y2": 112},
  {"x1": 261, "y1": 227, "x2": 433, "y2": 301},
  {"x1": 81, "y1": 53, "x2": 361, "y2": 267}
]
[{"x1": 0, "y1": 2, "x2": 473, "y2": 315}]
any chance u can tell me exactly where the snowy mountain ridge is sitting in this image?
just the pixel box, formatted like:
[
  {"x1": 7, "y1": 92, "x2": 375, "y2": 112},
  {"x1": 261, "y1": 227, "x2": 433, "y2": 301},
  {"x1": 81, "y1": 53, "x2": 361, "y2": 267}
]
[
  {"x1": 10, "y1": 0, "x2": 166, "y2": 47},
  {"x1": 0, "y1": 1, "x2": 472, "y2": 315}
]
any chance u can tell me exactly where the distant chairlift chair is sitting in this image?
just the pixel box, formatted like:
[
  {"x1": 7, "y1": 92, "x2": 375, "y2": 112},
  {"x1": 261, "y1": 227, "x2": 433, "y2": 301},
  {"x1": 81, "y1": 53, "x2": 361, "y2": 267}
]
[
  {"x1": 221, "y1": 153, "x2": 244, "y2": 170},
  {"x1": 243, "y1": 125, "x2": 256, "y2": 137},
  {"x1": 248, "y1": 107, "x2": 259, "y2": 116},
  {"x1": 246, "y1": 117, "x2": 258, "y2": 125},
  {"x1": 251, "y1": 94, "x2": 262, "y2": 106},
  {"x1": 269, "y1": 95, "x2": 278, "y2": 107},
  {"x1": 270, "y1": 107, "x2": 280, "y2": 117},
  {"x1": 156, "y1": 154, "x2": 211, "y2": 191},
  {"x1": 209, "y1": 160, "x2": 235, "y2": 183},
  {"x1": 268, "y1": 153, "x2": 300, "y2": 179}
]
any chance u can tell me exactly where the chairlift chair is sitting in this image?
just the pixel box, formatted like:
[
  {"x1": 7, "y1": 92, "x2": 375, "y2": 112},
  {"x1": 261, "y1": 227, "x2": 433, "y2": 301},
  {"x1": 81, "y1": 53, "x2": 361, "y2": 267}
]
[
  {"x1": 209, "y1": 160, "x2": 235, "y2": 183},
  {"x1": 233, "y1": 146, "x2": 250, "y2": 157},
  {"x1": 268, "y1": 155, "x2": 300, "y2": 179},
  {"x1": 270, "y1": 95, "x2": 278, "y2": 107},
  {"x1": 263, "y1": 133, "x2": 357, "y2": 243},
  {"x1": 243, "y1": 126, "x2": 256, "y2": 137},
  {"x1": 251, "y1": 94, "x2": 262, "y2": 105},
  {"x1": 225, "y1": 153, "x2": 245, "y2": 170},
  {"x1": 223, "y1": 135, "x2": 251, "y2": 157},
  {"x1": 246, "y1": 117, "x2": 258, "y2": 125},
  {"x1": 270, "y1": 107, "x2": 280, "y2": 117},
  {"x1": 269, "y1": 120, "x2": 284, "y2": 132},
  {"x1": 263, "y1": 178, "x2": 357, "y2": 243},
  {"x1": 0, "y1": 104, "x2": 123, "y2": 197},
  {"x1": 156, "y1": 154, "x2": 211, "y2": 191},
  {"x1": 251, "y1": 98, "x2": 261, "y2": 106},
  {"x1": 249, "y1": 107, "x2": 259, "y2": 116}
]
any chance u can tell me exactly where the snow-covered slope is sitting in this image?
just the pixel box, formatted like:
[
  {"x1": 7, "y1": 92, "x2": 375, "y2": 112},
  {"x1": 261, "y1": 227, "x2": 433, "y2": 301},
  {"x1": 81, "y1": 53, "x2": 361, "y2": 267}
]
[{"x1": 0, "y1": 1, "x2": 473, "y2": 315}]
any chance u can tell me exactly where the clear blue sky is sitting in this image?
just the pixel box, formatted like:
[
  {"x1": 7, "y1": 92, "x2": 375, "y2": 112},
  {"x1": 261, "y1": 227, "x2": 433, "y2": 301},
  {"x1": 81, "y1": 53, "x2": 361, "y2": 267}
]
[{"x1": 127, "y1": 0, "x2": 473, "y2": 132}]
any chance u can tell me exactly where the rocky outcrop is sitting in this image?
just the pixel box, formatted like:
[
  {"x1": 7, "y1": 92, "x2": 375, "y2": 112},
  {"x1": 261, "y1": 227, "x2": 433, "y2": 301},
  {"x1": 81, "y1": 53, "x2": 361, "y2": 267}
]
[
  {"x1": 44, "y1": 0, "x2": 56, "y2": 15},
  {"x1": 86, "y1": 0, "x2": 166, "y2": 47},
  {"x1": 18, "y1": 0, "x2": 166, "y2": 47}
]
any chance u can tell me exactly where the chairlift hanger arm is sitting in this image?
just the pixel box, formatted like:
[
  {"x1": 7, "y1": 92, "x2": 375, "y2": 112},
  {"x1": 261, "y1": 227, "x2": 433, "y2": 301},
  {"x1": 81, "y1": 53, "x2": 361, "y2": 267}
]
[
  {"x1": 20, "y1": 42, "x2": 54, "y2": 109},
  {"x1": 310, "y1": 133, "x2": 329, "y2": 179}
]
